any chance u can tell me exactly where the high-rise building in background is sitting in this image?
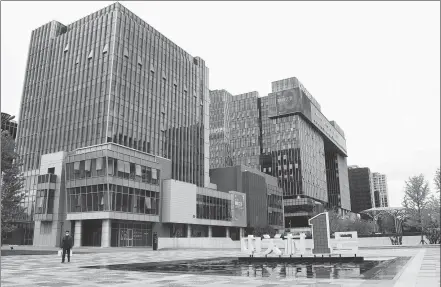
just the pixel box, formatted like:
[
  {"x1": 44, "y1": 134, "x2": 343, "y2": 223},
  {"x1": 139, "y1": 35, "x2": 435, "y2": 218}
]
[
  {"x1": 210, "y1": 77, "x2": 351, "y2": 228},
  {"x1": 348, "y1": 166, "x2": 375, "y2": 213},
  {"x1": 347, "y1": 166, "x2": 389, "y2": 212},
  {"x1": 372, "y1": 172, "x2": 389, "y2": 207},
  {"x1": 209, "y1": 90, "x2": 233, "y2": 169},
  {"x1": 229, "y1": 92, "x2": 261, "y2": 170},
  {"x1": 14, "y1": 2, "x2": 248, "y2": 248},
  {"x1": 260, "y1": 77, "x2": 350, "y2": 227}
]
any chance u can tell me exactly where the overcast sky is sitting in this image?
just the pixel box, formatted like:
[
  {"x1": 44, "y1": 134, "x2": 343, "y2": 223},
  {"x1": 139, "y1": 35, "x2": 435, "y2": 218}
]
[{"x1": 1, "y1": 1, "x2": 440, "y2": 207}]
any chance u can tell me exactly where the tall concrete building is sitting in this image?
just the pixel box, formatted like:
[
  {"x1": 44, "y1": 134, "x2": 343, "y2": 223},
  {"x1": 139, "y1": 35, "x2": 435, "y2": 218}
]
[
  {"x1": 15, "y1": 3, "x2": 247, "y2": 248},
  {"x1": 210, "y1": 77, "x2": 350, "y2": 228},
  {"x1": 260, "y1": 77, "x2": 350, "y2": 227},
  {"x1": 17, "y1": 2, "x2": 209, "y2": 188},
  {"x1": 372, "y1": 172, "x2": 389, "y2": 207}
]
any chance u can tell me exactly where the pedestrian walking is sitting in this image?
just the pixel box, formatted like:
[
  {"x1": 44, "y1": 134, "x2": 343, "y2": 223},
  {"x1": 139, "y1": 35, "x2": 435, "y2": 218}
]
[{"x1": 61, "y1": 230, "x2": 73, "y2": 263}]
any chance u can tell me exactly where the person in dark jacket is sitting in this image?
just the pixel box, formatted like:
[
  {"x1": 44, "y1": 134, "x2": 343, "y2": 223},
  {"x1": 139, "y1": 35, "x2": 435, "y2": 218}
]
[{"x1": 61, "y1": 230, "x2": 73, "y2": 263}]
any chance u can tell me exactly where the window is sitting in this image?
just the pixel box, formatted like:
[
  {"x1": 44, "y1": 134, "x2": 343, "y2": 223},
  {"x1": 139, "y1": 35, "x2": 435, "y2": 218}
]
[{"x1": 47, "y1": 190, "x2": 55, "y2": 214}]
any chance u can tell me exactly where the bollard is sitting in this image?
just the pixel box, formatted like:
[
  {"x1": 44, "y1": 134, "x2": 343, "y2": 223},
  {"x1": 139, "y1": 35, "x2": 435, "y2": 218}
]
[{"x1": 152, "y1": 232, "x2": 158, "y2": 251}]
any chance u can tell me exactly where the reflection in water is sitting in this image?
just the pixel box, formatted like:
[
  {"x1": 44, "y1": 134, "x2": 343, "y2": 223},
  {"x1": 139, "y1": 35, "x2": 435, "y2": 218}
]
[{"x1": 83, "y1": 258, "x2": 411, "y2": 280}]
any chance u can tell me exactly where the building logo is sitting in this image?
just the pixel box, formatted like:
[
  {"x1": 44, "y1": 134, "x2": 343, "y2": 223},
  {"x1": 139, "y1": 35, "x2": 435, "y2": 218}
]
[{"x1": 277, "y1": 89, "x2": 302, "y2": 116}]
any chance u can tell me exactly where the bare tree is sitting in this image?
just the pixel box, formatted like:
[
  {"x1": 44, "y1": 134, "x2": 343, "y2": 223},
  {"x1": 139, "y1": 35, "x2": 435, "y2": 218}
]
[{"x1": 402, "y1": 174, "x2": 430, "y2": 244}]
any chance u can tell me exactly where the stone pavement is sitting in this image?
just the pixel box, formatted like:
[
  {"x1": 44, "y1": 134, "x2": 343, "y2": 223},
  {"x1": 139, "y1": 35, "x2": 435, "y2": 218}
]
[
  {"x1": 1, "y1": 247, "x2": 439, "y2": 287},
  {"x1": 416, "y1": 248, "x2": 441, "y2": 287}
]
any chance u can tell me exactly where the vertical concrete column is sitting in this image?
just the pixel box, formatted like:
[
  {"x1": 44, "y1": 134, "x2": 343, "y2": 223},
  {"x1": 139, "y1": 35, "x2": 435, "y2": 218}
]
[
  {"x1": 239, "y1": 227, "x2": 244, "y2": 239},
  {"x1": 101, "y1": 219, "x2": 111, "y2": 248},
  {"x1": 74, "y1": 220, "x2": 82, "y2": 247},
  {"x1": 208, "y1": 225, "x2": 212, "y2": 238},
  {"x1": 187, "y1": 224, "x2": 192, "y2": 238},
  {"x1": 226, "y1": 227, "x2": 230, "y2": 238}
]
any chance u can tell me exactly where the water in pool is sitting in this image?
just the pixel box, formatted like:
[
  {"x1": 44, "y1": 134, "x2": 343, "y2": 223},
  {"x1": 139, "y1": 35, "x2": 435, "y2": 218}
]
[{"x1": 83, "y1": 256, "x2": 410, "y2": 280}]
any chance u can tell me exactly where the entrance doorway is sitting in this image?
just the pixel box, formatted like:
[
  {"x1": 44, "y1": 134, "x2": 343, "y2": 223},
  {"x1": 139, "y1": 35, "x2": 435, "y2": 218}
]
[
  {"x1": 111, "y1": 221, "x2": 152, "y2": 247},
  {"x1": 82, "y1": 220, "x2": 102, "y2": 247},
  {"x1": 119, "y1": 228, "x2": 134, "y2": 247}
]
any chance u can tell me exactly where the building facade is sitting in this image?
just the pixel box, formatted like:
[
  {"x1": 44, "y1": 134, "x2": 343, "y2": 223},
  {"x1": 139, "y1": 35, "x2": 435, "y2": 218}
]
[
  {"x1": 209, "y1": 90, "x2": 233, "y2": 169},
  {"x1": 209, "y1": 77, "x2": 351, "y2": 227},
  {"x1": 348, "y1": 166, "x2": 375, "y2": 213},
  {"x1": 16, "y1": 2, "x2": 209, "y2": 188},
  {"x1": 260, "y1": 77, "x2": 350, "y2": 227},
  {"x1": 229, "y1": 92, "x2": 261, "y2": 170},
  {"x1": 14, "y1": 3, "x2": 247, "y2": 247},
  {"x1": 210, "y1": 165, "x2": 284, "y2": 231},
  {"x1": 372, "y1": 172, "x2": 389, "y2": 207}
]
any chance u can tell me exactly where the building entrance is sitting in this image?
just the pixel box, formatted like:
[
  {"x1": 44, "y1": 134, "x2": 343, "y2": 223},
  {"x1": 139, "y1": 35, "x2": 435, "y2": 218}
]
[
  {"x1": 111, "y1": 221, "x2": 152, "y2": 247},
  {"x1": 119, "y1": 228, "x2": 134, "y2": 247},
  {"x1": 82, "y1": 220, "x2": 102, "y2": 247}
]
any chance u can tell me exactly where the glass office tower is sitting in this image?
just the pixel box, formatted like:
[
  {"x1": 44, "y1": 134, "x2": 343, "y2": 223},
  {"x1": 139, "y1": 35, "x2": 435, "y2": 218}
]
[
  {"x1": 16, "y1": 2, "x2": 210, "y2": 188},
  {"x1": 15, "y1": 2, "x2": 212, "y2": 246}
]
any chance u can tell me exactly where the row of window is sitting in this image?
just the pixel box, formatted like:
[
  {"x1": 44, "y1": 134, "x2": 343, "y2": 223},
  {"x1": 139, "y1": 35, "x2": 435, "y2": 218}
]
[
  {"x1": 196, "y1": 194, "x2": 232, "y2": 221},
  {"x1": 65, "y1": 157, "x2": 160, "y2": 185},
  {"x1": 67, "y1": 184, "x2": 160, "y2": 214}
]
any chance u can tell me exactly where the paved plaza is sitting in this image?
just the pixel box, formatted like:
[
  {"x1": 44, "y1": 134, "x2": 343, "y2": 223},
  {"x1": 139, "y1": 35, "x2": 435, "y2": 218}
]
[{"x1": 1, "y1": 247, "x2": 439, "y2": 287}]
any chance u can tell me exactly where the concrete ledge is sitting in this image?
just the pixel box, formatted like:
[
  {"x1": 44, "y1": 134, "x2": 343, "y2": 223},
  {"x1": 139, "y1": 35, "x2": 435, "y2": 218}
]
[{"x1": 158, "y1": 237, "x2": 240, "y2": 250}]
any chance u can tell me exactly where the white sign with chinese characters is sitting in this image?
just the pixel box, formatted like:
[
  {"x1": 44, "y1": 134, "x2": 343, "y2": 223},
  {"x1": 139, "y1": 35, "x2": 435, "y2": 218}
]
[{"x1": 241, "y1": 233, "x2": 307, "y2": 256}]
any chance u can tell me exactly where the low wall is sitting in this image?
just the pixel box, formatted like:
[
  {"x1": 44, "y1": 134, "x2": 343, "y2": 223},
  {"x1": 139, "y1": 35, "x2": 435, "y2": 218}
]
[
  {"x1": 293, "y1": 235, "x2": 425, "y2": 249},
  {"x1": 159, "y1": 235, "x2": 427, "y2": 250},
  {"x1": 158, "y1": 237, "x2": 240, "y2": 250}
]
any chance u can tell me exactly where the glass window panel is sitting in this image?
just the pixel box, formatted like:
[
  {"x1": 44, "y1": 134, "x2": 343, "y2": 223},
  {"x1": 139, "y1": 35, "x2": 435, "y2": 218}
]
[
  {"x1": 127, "y1": 187, "x2": 133, "y2": 213},
  {"x1": 85, "y1": 159, "x2": 91, "y2": 178},
  {"x1": 135, "y1": 164, "x2": 142, "y2": 181},
  {"x1": 122, "y1": 186, "x2": 128, "y2": 212},
  {"x1": 139, "y1": 190, "x2": 145, "y2": 213},
  {"x1": 91, "y1": 158, "x2": 97, "y2": 177},
  {"x1": 108, "y1": 157, "x2": 114, "y2": 176},
  {"x1": 79, "y1": 160, "x2": 85, "y2": 179},
  {"x1": 146, "y1": 167, "x2": 151, "y2": 183},
  {"x1": 86, "y1": 186, "x2": 93, "y2": 212},
  {"x1": 141, "y1": 165, "x2": 147, "y2": 182},
  {"x1": 129, "y1": 163, "x2": 136, "y2": 180},
  {"x1": 116, "y1": 187, "x2": 122, "y2": 212}
]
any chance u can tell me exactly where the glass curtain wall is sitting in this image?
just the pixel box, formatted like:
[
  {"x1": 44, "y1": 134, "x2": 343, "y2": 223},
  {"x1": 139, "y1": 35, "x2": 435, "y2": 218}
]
[
  {"x1": 196, "y1": 194, "x2": 231, "y2": 221},
  {"x1": 67, "y1": 184, "x2": 159, "y2": 215},
  {"x1": 66, "y1": 157, "x2": 160, "y2": 185}
]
